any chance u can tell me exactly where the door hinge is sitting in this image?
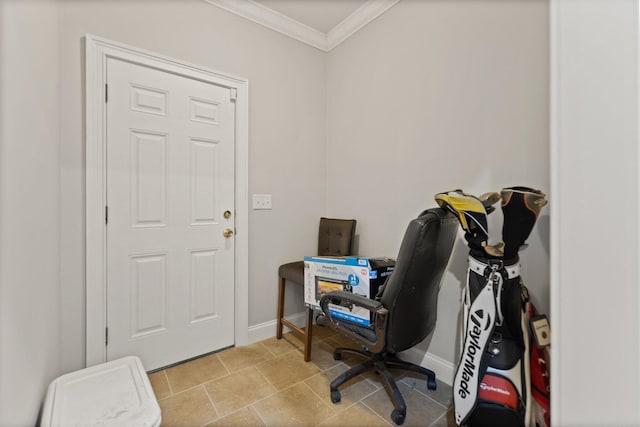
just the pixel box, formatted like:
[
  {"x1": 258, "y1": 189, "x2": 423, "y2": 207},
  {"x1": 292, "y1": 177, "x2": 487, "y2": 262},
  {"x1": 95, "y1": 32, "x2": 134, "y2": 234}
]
[
  {"x1": 105, "y1": 83, "x2": 108, "y2": 103},
  {"x1": 230, "y1": 88, "x2": 237, "y2": 102},
  {"x1": 105, "y1": 327, "x2": 109, "y2": 346},
  {"x1": 105, "y1": 205, "x2": 108, "y2": 225}
]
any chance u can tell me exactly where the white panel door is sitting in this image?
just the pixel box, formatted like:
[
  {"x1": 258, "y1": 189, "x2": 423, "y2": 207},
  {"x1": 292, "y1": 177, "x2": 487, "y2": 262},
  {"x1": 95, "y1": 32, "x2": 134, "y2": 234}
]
[{"x1": 106, "y1": 57, "x2": 235, "y2": 370}]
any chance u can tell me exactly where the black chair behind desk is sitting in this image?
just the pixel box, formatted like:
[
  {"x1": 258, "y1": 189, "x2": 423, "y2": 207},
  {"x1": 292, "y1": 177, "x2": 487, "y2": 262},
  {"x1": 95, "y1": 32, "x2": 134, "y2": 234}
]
[
  {"x1": 320, "y1": 208, "x2": 457, "y2": 425},
  {"x1": 277, "y1": 217, "x2": 356, "y2": 362}
]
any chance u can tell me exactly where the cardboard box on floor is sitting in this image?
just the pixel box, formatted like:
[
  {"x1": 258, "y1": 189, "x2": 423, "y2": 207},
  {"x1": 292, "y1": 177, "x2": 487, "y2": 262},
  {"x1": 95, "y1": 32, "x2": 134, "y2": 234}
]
[{"x1": 304, "y1": 256, "x2": 395, "y2": 327}]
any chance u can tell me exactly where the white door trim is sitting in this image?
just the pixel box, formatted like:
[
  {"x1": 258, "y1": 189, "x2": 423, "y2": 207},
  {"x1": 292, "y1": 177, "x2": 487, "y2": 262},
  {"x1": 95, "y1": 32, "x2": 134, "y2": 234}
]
[{"x1": 85, "y1": 34, "x2": 249, "y2": 367}]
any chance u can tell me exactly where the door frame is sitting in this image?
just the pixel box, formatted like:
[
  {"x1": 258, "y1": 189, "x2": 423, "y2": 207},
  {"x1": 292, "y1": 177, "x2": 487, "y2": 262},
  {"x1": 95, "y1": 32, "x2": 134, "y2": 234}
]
[{"x1": 85, "y1": 34, "x2": 249, "y2": 367}]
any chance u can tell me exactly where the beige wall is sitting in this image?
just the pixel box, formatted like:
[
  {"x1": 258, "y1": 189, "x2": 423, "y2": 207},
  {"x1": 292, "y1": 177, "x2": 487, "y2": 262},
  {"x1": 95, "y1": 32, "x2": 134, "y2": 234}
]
[
  {"x1": 0, "y1": 1, "x2": 62, "y2": 425},
  {"x1": 326, "y1": 0, "x2": 550, "y2": 365},
  {"x1": 1, "y1": 0, "x2": 580, "y2": 423},
  {"x1": 1, "y1": 0, "x2": 327, "y2": 423},
  {"x1": 58, "y1": 0, "x2": 327, "y2": 369},
  {"x1": 4, "y1": 1, "x2": 640, "y2": 425}
]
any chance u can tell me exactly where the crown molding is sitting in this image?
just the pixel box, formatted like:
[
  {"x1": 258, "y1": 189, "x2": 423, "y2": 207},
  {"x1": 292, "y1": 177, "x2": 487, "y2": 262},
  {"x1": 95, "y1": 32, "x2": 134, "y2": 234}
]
[
  {"x1": 327, "y1": 0, "x2": 400, "y2": 51},
  {"x1": 203, "y1": 0, "x2": 328, "y2": 51},
  {"x1": 203, "y1": 0, "x2": 399, "y2": 52}
]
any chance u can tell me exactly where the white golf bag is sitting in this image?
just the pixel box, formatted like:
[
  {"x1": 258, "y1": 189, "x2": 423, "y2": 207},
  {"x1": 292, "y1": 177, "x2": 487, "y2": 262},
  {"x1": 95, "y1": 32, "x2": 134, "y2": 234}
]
[{"x1": 435, "y1": 187, "x2": 550, "y2": 427}]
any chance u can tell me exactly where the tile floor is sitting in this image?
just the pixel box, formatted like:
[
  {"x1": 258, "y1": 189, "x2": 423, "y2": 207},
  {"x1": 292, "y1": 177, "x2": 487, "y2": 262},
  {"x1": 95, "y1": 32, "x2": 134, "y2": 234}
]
[{"x1": 148, "y1": 326, "x2": 455, "y2": 427}]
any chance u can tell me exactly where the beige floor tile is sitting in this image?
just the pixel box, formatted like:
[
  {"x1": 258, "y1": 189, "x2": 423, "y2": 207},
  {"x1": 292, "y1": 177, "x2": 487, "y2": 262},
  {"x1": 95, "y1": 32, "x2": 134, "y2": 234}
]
[
  {"x1": 310, "y1": 323, "x2": 338, "y2": 340},
  {"x1": 165, "y1": 353, "x2": 229, "y2": 393},
  {"x1": 400, "y1": 374, "x2": 453, "y2": 408},
  {"x1": 260, "y1": 335, "x2": 302, "y2": 357},
  {"x1": 324, "y1": 332, "x2": 360, "y2": 349},
  {"x1": 205, "y1": 406, "x2": 266, "y2": 427},
  {"x1": 428, "y1": 407, "x2": 456, "y2": 427},
  {"x1": 309, "y1": 340, "x2": 344, "y2": 371},
  {"x1": 149, "y1": 333, "x2": 453, "y2": 427},
  {"x1": 217, "y1": 342, "x2": 274, "y2": 373},
  {"x1": 273, "y1": 328, "x2": 329, "y2": 348},
  {"x1": 256, "y1": 350, "x2": 320, "y2": 390},
  {"x1": 276, "y1": 330, "x2": 326, "y2": 351},
  {"x1": 204, "y1": 366, "x2": 277, "y2": 416},
  {"x1": 305, "y1": 364, "x2": 378, "y2": 412},
  {"x1": 363, "y1": 381, "x2": 448, "y2": 427},
  {"x1": 253, "y1": 382, "x2": 335, "y2": 427},
  {"x1": 148, "y1": 370, "x2": 171, "y2": 400},
  {"x1": 319, "y1": 402, "x2": 392, "y2": 427},
  {"x1": 283, "y1": 330, "x2": 309, "y2": 350},
  {"x1": 158, "y1": 386, "x2": 218, "y2": 427}
]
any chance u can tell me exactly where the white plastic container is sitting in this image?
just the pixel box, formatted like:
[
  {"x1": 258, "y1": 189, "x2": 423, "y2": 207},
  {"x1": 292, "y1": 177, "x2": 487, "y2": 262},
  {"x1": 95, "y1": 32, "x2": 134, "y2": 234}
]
[{"x1": 40, "y1": 356, "x2": 161, "y2": 427}]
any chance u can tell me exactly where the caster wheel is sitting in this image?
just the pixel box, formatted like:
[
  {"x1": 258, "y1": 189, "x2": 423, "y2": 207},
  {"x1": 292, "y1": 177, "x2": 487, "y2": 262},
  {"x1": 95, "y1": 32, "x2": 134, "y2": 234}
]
[
  {"x1": 330, "y1": 390, "x2": 341, "y2": 403},
  {"x1": 315, "y1": 314, "x2": 327, "y2": 327},
  {"x1": 391, "y1": 409, "x2": 406, "y2": 425},
  {"x1": 427, "y1": 378, "x2": 437, "y2": 390},
  {"x1": 333, "y1": 352, "x2": 342, "y2": 361}
]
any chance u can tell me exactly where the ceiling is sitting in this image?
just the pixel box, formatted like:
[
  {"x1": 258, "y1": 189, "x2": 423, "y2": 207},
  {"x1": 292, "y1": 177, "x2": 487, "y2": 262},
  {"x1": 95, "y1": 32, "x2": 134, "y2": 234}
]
[
  {"x1": 203, "y1": 0, "x2": 399, "y2": 51},
  {"x1": 254, "y1": 0, "x2": 368, "y2": 34}
]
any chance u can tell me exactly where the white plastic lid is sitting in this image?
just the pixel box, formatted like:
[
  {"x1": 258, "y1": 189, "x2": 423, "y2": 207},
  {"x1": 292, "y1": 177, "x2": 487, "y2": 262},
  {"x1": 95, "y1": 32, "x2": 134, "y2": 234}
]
[{"x1": 41, "y1": 356, "x2": 161, "y2": 427}]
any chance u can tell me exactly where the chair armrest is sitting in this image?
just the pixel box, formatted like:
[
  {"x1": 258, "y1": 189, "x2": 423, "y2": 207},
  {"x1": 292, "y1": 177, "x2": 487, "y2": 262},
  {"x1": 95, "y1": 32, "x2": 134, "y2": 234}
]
[
  {"x1": 319, "y1": 291, "x2": 388, "y2": 353},
  {"x1": 320, "y1": 291, "x2": 382, "y2": 313}
]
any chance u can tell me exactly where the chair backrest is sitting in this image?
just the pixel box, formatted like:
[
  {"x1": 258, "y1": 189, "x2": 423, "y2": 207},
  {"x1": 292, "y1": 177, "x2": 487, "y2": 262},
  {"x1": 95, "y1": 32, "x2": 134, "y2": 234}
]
[
  {"x1": 380, "y1": 208, "x2": 458, "y2": 353},
  {"x1": 317, "y1": 217, "x2": 357, "y2": 257}
]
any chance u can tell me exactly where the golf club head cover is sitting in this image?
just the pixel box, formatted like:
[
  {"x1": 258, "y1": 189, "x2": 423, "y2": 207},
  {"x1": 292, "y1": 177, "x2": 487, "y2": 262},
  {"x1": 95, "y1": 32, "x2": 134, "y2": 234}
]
[
  {"x1": 500, "y1": 187, "x2": 547, "y2": 261},
  {"x1": 478, "y1": 191, "x2": 502, "y2": 215},
  {"x1": 434, "y1": 190, "x2": 490, "y2": 258}
]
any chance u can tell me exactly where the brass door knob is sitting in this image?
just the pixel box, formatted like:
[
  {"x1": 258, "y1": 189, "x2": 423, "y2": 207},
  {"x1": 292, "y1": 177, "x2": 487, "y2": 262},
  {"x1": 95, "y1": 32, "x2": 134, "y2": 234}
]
[
  {"x1": 223, "y1": 228, "x2": 234, "y2": 238},
  {"x1": 223, "y1": 210, "x2": 232, "y2": 219}
]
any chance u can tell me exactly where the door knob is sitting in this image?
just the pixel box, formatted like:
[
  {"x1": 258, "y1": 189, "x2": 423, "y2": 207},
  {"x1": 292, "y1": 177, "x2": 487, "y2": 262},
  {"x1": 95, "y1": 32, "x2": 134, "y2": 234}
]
[
  {"x1": 223, "y1": 228, "x2": 234, "y2": 238},
  {"x1": 223, "y1": 210, "x2": 232, "y2": 219}
]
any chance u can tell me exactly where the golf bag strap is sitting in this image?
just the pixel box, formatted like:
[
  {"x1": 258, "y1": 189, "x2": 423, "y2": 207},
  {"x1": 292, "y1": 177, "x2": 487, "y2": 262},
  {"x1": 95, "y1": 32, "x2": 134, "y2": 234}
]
[
  {"x1": 469, "y1": 256, "x2": 521, "y2": 280},
  {"x1": 453, "y1": 273, "x2": 497, "y2": 425}
]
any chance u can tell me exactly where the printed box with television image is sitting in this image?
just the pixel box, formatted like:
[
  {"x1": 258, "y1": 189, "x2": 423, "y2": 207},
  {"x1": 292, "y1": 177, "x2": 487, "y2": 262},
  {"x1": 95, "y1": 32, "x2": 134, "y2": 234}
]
[{"x1": 304, "y1": 256, "x2": 395, "y2": 327}]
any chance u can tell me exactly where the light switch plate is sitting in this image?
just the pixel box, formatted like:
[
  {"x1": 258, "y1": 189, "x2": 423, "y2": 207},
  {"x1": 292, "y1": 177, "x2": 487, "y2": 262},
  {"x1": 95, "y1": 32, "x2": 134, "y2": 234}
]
[{"x1": 253, "y1": 194, "x2": 272, "y2": 210}]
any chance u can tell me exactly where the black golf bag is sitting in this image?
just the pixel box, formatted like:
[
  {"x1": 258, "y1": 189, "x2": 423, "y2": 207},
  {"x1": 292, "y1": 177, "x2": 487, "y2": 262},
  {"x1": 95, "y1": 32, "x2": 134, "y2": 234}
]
[{"x1": 435, "y1": 187, "x2": 549, "y2": 427}]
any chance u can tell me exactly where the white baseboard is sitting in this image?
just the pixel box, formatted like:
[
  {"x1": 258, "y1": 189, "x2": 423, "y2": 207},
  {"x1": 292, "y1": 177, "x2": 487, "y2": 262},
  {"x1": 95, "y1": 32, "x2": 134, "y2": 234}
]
[
  {"x1": 400, "y1": 347, "x2": 455, "y2": 386},
  {"x1": 247, "y1": 312, "x2": 307, "y2": 344}
]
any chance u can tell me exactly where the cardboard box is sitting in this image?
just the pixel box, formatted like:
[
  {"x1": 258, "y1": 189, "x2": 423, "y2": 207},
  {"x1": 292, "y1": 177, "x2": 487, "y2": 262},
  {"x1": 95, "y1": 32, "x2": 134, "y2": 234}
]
[
  {"x1": 304, "y1": 256, "x2": 395, "y2": 326},
  {"x1": 368, "y1": 257, "x2": 396, "y2": 300}
]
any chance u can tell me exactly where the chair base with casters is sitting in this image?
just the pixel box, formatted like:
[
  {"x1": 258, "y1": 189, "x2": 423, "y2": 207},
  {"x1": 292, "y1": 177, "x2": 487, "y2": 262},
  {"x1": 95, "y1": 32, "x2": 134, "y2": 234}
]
[
  {"x1": 319, "y1": 208, "x2": 458, "y2": 425},
  {"x1": 330, "y1": 347, "x2": 437, "y2": 425}
]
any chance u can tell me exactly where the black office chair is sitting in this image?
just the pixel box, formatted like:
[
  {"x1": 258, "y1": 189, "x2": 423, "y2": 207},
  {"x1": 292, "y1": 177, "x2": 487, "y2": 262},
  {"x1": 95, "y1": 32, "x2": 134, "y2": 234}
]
[
  {"x1": 320, "y1": 208, "x2": 457, "y2": 425},
  {"x1": 277, "y1": 217, "x2": 357, "y2": 361}
]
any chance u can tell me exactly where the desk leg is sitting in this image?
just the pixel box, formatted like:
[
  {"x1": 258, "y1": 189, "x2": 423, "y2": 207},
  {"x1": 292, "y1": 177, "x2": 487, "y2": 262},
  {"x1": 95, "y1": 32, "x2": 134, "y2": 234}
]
[
  {"x1": 303, "y1": 307, "x2": 313, "y2": 362},
  {"x1": 276, "y1": 277, "x2": 286, "y2": 339}
]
